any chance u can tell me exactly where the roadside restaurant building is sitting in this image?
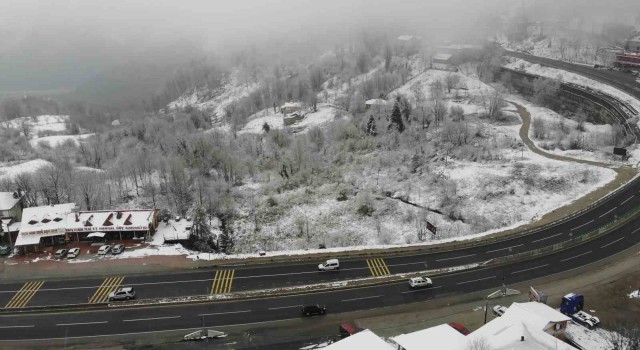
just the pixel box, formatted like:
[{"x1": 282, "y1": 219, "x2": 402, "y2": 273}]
[
  {"x1": 14, "y1": 204, "x2": 158, "y2": 254},
  {"x1": 14, "y1": 203, "x2": 77, "y2": 253},
  {"x1": 65, "y1": 209, "x2": 158, "y2": 242}
]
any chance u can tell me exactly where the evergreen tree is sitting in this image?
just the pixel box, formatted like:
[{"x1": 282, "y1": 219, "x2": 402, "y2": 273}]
[
  {"x1": 388, "y1": 98, "x2": 405, "y2": 133},
  {"x1": 218, "y1": 216, "x2": 234, "y2": 254},
  {"x1": 366, "y1": 115, "x2": 378, "y2": 136}
]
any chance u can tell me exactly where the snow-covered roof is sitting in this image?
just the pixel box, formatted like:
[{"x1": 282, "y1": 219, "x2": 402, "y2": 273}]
[
  {"x1": 365, "y1": 99, "x2": 388, "y2": 106},
  {"x1": 433, "y1": 53, "x2": 453, "y2": 61},
  {"x1": 16, "y1": 203, "x2": 76, "y2": 245},
  {"x1": 19, "y1": 203, "x2": 75, "y2": 235},
  {"x1": 158, "y1": 219, "x2": 192, "y2": 241},
  {"x1": 629, "y1": 35, "x2": 640, "y2": 42},
  {"x1": 66, "y1": 209, "x2": 155, "y2": 233},
  {"x1": 513, "y1": 302, "x2": 571, "y2": 324},
  {"x1": 324, "y1": 329, "x2": 393, "y2": 350},
  {"x1": 391, "y1": 324, "x2": 466, "y2": 350},
  {"x1": 0, "y1": 192, "x2": 22, "y2": 211},
  {"x1": 282, "y1": 102, "x2": 303, "y2": 109},
  {"x1": 467, "y1": 302, "x2": 575, "y2": 350},
  {"x1": 111, "y1": 119, "x2": 121, "y2": 126}
]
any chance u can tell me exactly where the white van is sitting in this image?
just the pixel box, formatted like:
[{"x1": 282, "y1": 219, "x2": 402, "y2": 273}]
[{"x1": 318, "y1": 259, "x2": 340, "y2": 271}]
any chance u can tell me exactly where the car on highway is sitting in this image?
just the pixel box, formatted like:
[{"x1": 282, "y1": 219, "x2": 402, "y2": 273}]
[
  {"x1": 318, "y1": 259, "x2": 340, "y2": 271},
  {"x1": 301, "y1": 304, "x2": 326, "y2": 317},
  {"x1": 0, "y1": 245, "x2": 11, "y2": 255},
  {"x1": 67, "y1": 247, "x2": 81, "y2": 259},
  {"x1": 108, "y1": 287, "x2": 136, "y2": 301},
  {"x1": 111, "y1": 244, "x2": 125, "y2": 255},
  {"x1": 408, "y1": 277, "x2": 433, "y2": 288},
  {"x1": 97, "y1": 245, "x2": 111, "y2": 255},
  {"x1": 54, "y1": 249, "x2": 67, "y2": 259},
  {"x1": 492, "y1": 305, "x2": 508, "y2": 317}
]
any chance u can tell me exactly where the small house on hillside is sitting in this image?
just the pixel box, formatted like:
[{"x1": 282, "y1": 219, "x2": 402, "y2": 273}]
[
  {"x1": 432, "y1": 53, "x2": 453, "y2": 70},
  {"x1": 365, "y1": 99, "x2": 389, "y2": 114},
  {"x1": 281, "y1": 102, "x2": 303, "y2": 114},
  {"x1": 625, "y1": 33, "x2": 640, "y2": 53},
  {"x1": 0, "y1": 191, "x2": 25, "y2": 221}
]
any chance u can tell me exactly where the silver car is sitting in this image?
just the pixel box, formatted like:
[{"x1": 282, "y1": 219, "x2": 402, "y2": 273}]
[{"x1": 109, "y1": 287, "x2": 135, "y2": 301}]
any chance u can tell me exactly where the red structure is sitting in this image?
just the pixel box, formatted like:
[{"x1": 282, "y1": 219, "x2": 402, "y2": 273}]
[{"x1": 614, "y1": 52, "x2": 640, "y2": 68}]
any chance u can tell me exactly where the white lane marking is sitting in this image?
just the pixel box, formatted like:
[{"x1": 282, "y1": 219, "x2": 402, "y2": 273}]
[
  {"x1": 268, "y1": 305, "x2": 303, "y2": 310},
  {"x1": 571, "y1": 220, "x2": 594, "y2": 231},
  {"x1": 198, "y1": 310, "x2": 252, "y2": 317},
  {"x1": 57, "y1": 321, "x2": 108, "y2": 326},
  {"x1": 487, "y1": 244, "x2": 523, "y2": 254},
  {"x1": 342, "y1": 295, "x2": 382, "y2": 302},
  {"x1": 123, "y1": 316, "x2": 181, "y2": 322},
  {"x1": 401, "y1": 286, "x2": 443, "y2": 294},
  {"x1": 561, "y1": 251, "x2": 592, "y2": 262},
  {"x1": 599, "y1": 207, "x2": 617, "y2": 218},
  {"x1": 601, "y1": 237, "x2": 625, "y2": 249},
  {"x1": 633, "y1": 227, "x2": 640, "y2": 234},
  {"x1": 0, "y1": 325, "x2": 34, "y2": 329},
  {"x1": 511, "y1": 264, "x2": 549, "y2": 274},
  {"x1": 532, "y1": 232, "x2": 563, "y2": 243},
  {"x1": 436, "y1": 254, "x2": 476, "y2": 262},
  {"x1": 12, "y1": 318, "x2": 303, "y2": 341},
  {"x1": 457, "y1": 276, "x2": 495, "y2": 285},
  {"x1": 621, "y1": 195, "x2": 634, "y2": 206}
]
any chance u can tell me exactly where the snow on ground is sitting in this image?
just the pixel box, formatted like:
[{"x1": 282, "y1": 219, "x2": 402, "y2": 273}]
[
  {"x1": 3, "y1": 115, "x2": 69, "y2": 134},
  {"x1": 506, "y1": 96, "x2": 634, "y2": 165},
  {"x1": 0, "y1": 159, "x2": 50, "y2": 180},
  {"x1": 566, "y1": 323, "x2": 614, "y2": 350},
  {"x1": 29, "y1": 133, "x2": 95, "y2": 148},
  {"x1": 629, "y1": 290, "x2": 640, "y2": 299},
  {"x1": 392, "y1": 68, "x2": 494, "y2": 104},
  {"x1": 496, "y1": 34, "x2": 607, "y2": 66},
  {"x1": 239, "y1": 104, "x2": 347, "y2": 135},
  {"x1": 168, "y1": 71, "x2": 259, "y2": 125},
  {"x1": 504, "y1": 58, "x2": 640, "y2": 125}
]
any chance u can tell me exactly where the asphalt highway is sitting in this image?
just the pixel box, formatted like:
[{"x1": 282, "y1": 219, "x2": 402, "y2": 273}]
[
  {"x1": 1, "y1": 173, "x2": 639, "y2": 310},
  {"x1": 0, "y1": 211, "x2": 638, "y2": 341}
]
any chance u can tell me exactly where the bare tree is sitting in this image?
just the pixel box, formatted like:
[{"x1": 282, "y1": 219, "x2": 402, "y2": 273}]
[
  {"x1": 19, "y1": 119, "x2": 32, "y2": 138},
  {"x1": 445, "y1": 73, "x2": 461, "y2": 94},
  {"x1": 464, "y1": 337, "x2": 491, "y2": 350}
]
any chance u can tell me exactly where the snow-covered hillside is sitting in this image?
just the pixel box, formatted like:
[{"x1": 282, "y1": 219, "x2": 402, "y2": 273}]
[{"x1": 168, "y1": 71, "x2": 259, "y2": 125}]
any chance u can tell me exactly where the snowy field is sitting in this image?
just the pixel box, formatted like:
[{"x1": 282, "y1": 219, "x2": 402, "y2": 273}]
[
  {"x1": 507, "y1": 96, "x2": 640, "y2": 165},
  {"x1": 239, "y1": 104, "x2": 348, "y2": 135},
  {"x1": 29, "y1": 133, "x2": 95, "y2": 148},
  {"x1": 0, "y1": 159, "x2": 50, "y2": 181},
  {"x1": 3, "y1": 115, "x2": 69, "y2": 134}
]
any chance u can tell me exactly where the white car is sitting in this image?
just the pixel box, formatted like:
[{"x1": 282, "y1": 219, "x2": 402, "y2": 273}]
[
  {"x1": 97, "y1": 245, "x2": 111, "y2": 255},
  {"x1": 67, "y1": 248, "x2": 81, "y2": 258},
  {"x1": 409, "y1": 277, "x2": 433, "y2": 288},
  {"x1": 108, "y1": 287, "x2": 135, "y2": 301},
  {"x1": 318, "y1": 259, "x2": 340, "y2": 271},
  {"x1": 492, "y1": 305, "x2": 508, "y2": 317}
]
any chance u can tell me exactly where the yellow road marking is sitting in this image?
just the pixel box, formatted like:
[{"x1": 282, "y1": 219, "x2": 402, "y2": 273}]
[
  {"x1": 366, "y1": 259, "x2": 390, "y2": 277},
  {"x1": 5, "y1": 281, "x2": 44, "y2": 308},
  {"x1": 210, "y1": 270, "x2": 235, "y2": 294},
  {"x1": 88, "y1": 277, "x2": 124, "y2": 303}
]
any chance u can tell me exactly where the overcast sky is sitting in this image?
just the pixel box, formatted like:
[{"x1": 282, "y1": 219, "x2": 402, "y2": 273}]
[{"x1": 0, "y1": 0, "x2": 637, "y2": 92}]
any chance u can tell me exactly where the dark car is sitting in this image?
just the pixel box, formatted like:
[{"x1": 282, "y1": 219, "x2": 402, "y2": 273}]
[
  {"x1": 0, "y1": 246, "x2": 11, "y2": 255},
  {"x1": 301, "y1": 304, "x2": 326, "y2": 317}
]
